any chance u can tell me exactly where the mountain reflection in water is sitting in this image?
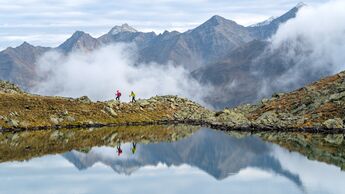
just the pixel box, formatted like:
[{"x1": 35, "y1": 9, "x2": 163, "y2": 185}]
[
  {"x1": 63, "y1": 128, "x2": 302, "y2": 187},
  {"x1": 1, "y1": 128, "x2": 345, "y2": 194}
]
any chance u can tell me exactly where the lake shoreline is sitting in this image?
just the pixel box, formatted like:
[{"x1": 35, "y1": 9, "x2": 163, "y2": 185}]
[
  {"x1": 1, "y1": 70, "x2": 345, "y2": 132},
  {"x1": 1, "y1": 119, "x2": 345, "y2": 134}
]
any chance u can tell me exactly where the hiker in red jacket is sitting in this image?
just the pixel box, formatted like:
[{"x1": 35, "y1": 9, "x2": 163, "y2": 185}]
[
  {"x1": 117, "y1": 144, "x2": 123, "y2": 156},
  {"x1": 115, "y1": 90, "x2": 121, "y2": 101}
]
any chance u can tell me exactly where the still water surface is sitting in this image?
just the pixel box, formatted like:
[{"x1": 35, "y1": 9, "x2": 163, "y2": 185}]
[{"x1": 0, "y1": 128, "x2": 344, "y2": 194}]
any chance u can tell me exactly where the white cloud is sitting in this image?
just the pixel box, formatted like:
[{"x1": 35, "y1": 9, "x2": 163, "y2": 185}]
[
  {"x1": 272, "y1": 0, "x2": 345, "y2": 74},
  {"x1": 32, "y1": 43, "x2": 210, "y2": 106},
  {"x1": 256, "y1": 0, "x2": 345, "y2": 96},
  {"x1": 272, "y1": 145, "x2": 345, "y2": 194},
  {"x1": 0, "y1": 0, "x2": 328, "y2": 49}
]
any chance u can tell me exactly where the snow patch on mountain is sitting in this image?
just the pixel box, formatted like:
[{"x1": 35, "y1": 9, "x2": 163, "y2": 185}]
[
  {"x1": 249, "y1": 16, "x2": 276, "y2": 27},
  {"x1": 295, "y1": 2, "x2": 307, "y2": 9},
  {"x1": 110, "y1": 24, "x2": 138, "y2": 35}
]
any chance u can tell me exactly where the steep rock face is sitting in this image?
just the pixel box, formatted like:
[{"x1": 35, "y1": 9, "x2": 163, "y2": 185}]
[
  {"x1": 248, "y1": 3, "x2": 306, "y2": 39},
  {"x1": 137, "y1": 30, "x2": 181, "y2": 65},
  {"x1": 194, "y1": 30, "x2": 331, "y2": 109},
  {"x1": 98, "y1": 24, "x2": 156, "y2": 50},
  {"x1": 192, "y1": 40, "x2": 269, "y2": 108},
  {"x1": 57, "y1": 31, "x2": 100, "y2": 53},
  {"x1": 0, "y1": 42, "x2": 50, "y2": 89},
  {"x1": 140, "y1": 15, "x2": 253, "y2": 70}
]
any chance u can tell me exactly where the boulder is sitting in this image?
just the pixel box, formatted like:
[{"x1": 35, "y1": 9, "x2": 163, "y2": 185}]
[
  {"x1": 0, "y1": 81, "x2": 23, "y2": 93},
  {"x1": 255, "y1": 111, "x2": 280, "y2": 126},
  {"x1": 65, "y1": 116, "x2": 76, "y2": 122},
  {"x1": 62, "y1": 110, "x2": 69, "y2": 116},
  {"x1": 329, "y1": 91, "x2": 345, "y2": 101},
  {"x1": 261, "y1": 98, "x2": 269, "y2": 104},
  {"x1": 109, "y1": 132, "x2": 118, "y2": 142},
  {"x1": 50, "y1": 117, "x2": 60, "y2": 125},
  {"x1": 6, "y1": 119, "x2": 19, "y2": 128},
  {"x1": 104, "y1": 107, "x2": 117, "y2": 117},
  {"x1": 323, "y1": 118, "x2": 344, "y2": 129},
  {"x1": 272, "y1": 92, "x2": 285, "y2": 98},
  {"x1": 106, "y1": 100, "x2": 120, "y2": 108},
  {"x1": 49, "y1": 131, "x2": 64, "y2": 140},
  {"x1": 9, "y1": 112, "x2": 19, "y2": 117},
  {"x1": 11, "y1": 133, "x2": 20, "y2": 141},
  {"x1": 324, "y1": 134, "x2": 344, "y2": 145},
  {"x1": 214, "y1": 109, "x2": 250, "y2": 127},
  {"x1": 20, "y1": 121, "x2": 30, "y2": 128},
  {"x1": 138, "y1": 100, "x2": 150, "y2": 107},
  {"x1": 76, "y1": 96, "x2": 92, "y2": 103}
]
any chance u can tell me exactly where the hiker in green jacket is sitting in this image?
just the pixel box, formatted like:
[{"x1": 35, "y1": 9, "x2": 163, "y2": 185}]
[
  {"x1": 131, "y1": 142, "x2": 137, "y2": 154},
  {"x1": 130, "y1": 91, "x2": 136, "y2": 103}
]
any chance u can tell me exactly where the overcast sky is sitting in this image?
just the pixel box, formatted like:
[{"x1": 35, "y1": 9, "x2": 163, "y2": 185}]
[{"x1": 0, "y1": 0, "x2": 329, "y2": 49}]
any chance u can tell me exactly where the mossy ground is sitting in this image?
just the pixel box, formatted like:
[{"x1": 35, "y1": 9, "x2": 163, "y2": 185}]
[
  {"x1": 0, "y1": 124, "x2": 199, "y2": 163},
  {"x1": 246, "y1": 71, "x2": 345, "y2": 128},
  {"x1": 0, "y1": 92, "x2": 194, "y2": 130}
]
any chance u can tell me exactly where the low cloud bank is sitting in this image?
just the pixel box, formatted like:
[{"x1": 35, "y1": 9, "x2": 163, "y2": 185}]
[
  {"x1": 32, "y1": 1, "x2": 345, "y2": 109},
  {"x1": 33, "y1": 44, "x2": 209, "y2": 106},
  {"x1": 258, "y1": 0, "x2": 345, "y2": 96}
]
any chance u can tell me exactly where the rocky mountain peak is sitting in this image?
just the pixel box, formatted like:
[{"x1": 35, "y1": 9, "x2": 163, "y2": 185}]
[
  {"x1": 109, "y1": 23, "x2": 138, "y2": 35},
  {"x1": 57, "y1": 30, "x2": 98, "y2": 53},
  {"x1": 295, "y1": 2, "x2": 307, "y2": 9},
  {"x1": 7, "y1": 41, "x2": 36, "y2": 52},
  {"x1": 71, "y1": 30, "x2": 87, "y2": 39},
  {"x1": 203, "y1": 15, "x2": 238, "y2": 27},
  {"x1": 18, "y1": 41, "x2": 34, "y2": 48},
  {"x1": 247, "y1": 2, "x2": 307, "y2": 39},
  {"x1": 62, "y1": 30, "x2": 93, "y2": 44},
  {"x1": 3, "y1": 41, "x2": 42, "y2": 57},
  {"x1": 209, "y1": 15, "x2": 226, "y2": 22}
]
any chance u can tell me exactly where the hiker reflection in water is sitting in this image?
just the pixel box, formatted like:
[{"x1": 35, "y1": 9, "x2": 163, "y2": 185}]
[
  {"x1": 116, "y1": 144, "x2": 123, "y2": 156},
  {"x1": 131, "y1": 142, "x2": 137, "y2": 154}
]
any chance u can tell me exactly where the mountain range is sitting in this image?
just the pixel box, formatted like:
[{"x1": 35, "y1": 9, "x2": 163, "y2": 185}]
[
  {"x1": 0, "y1": 3, "x2": 315, "y2": 108},
  {"x1": 63, "y1": 128, "x2": 302, "y2": 188}
]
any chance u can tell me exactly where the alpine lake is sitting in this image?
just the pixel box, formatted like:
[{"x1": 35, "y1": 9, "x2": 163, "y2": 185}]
[{"x1": 0, "y1": 125, "x2": 344, "y2": 194}]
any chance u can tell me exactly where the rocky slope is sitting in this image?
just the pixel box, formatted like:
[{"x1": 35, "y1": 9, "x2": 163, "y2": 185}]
[
  {"x1": 139, "y1": 15, "x2": 254, "y2": 70},
  {"x1": 215, "y1": 70, "x2": 345, "y2": 131},
  {"x1": 0, "y1": 81, "x2": 212, "y2": 131},
  {"x1": 0, "y1": 70, "x2": 345, "y2": 132},
  {"x1": 0, "y1": 42, "x2": 50, "y2": 90}
]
